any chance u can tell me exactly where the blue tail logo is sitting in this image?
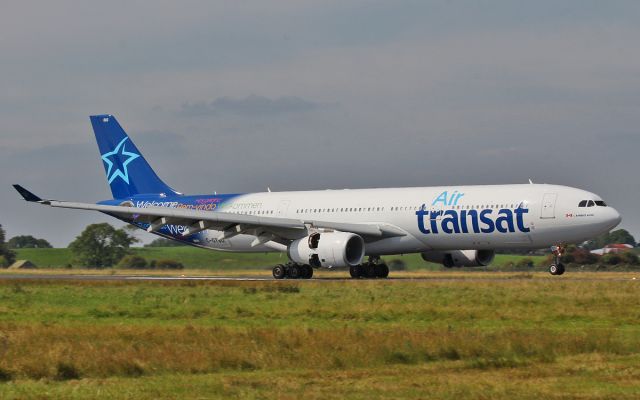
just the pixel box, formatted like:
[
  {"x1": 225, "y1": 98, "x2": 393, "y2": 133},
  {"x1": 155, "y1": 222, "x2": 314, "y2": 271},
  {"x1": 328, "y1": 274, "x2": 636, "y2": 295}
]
[
  {"x1": 91, "y1": 114, "x2": 179, "y2": 199},
  {"x1": 101, "y1": 137, "x2": 140, "y2": 184}
]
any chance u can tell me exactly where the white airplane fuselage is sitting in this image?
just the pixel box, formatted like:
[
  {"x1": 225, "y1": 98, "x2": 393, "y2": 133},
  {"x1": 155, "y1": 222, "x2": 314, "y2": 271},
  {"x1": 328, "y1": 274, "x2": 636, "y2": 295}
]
[{"x1": 180, "y1": 183, "x2": 621, "y2": 255}]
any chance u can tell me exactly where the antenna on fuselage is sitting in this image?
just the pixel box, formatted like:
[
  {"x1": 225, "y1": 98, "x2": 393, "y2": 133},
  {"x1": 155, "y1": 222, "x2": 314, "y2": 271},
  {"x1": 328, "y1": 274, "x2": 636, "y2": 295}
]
[
  {"x1": 267, "y1": 187, "x2": 271, "y2": 192},
  {"x1": 528, "y1": 179, "x2": 534, "y2": 184}
]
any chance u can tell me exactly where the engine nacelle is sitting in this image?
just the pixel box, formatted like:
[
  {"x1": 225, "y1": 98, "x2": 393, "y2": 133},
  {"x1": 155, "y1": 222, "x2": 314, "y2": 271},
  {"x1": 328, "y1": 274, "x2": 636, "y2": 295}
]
[
  {"x1": 288, "y1": 232, "x2": 365, "y2": 268},
  {"x1": 421, "y1": 250, "x2": 495, "y2": 268}
]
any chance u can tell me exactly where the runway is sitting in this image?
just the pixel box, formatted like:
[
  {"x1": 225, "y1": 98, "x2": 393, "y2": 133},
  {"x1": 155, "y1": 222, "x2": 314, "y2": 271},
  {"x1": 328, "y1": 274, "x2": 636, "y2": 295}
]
[
  {"x1": 0, "y1": 272, "x2": 638, "y2": 282},
  {"x1": 0, "y1": 273, "x2": 275, "y2": 282}
]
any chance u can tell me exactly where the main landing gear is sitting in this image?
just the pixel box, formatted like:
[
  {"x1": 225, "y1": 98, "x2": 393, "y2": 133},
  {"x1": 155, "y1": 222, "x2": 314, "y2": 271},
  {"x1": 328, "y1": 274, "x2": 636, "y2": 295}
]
[
  {"x1": 272, "y1": 263, "x2": 314, "y2": 280},
  {"x1": 349, "y1": 257, "x2": 389, "y2": 279},
  {"x1": 548, "y1": 245, "x2": 566, "y2": 276},
  {"x1": 271, "y1": 258, "x2": 390, "y2": 280}
]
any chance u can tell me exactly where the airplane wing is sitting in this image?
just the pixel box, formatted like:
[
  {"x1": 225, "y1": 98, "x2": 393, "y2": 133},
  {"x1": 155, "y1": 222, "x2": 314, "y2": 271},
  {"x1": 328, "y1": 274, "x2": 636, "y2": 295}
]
[{"x1": 13, "y1": 185, "x2": 406, "y2": 244}]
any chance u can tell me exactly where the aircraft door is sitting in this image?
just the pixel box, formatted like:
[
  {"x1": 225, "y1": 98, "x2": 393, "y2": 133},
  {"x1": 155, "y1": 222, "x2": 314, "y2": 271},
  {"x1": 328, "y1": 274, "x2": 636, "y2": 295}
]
[
  {"x1": 277, "y1": 200, "x2": 291, "y2": 217},
  {"x1": 540, "y1": 193, "x2": 557, "y2": 219}
]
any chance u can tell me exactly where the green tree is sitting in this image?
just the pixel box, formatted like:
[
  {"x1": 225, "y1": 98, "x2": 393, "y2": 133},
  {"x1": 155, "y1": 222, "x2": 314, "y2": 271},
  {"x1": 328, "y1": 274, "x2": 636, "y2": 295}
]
[
  {"x1": 602, "y1": 253, "x2": 623, "y2": 265},
  {"x1": 69, "y1": 223, "x2": 138, "y2": 268},
  {"x1": 0, "y1": 224, "x2": 16, "y2": 266},
  {"x1": 607, "y1": 229, "x2": 636, "y2": 247},
  {"x1": 8, "y1": 235, "x2": 52, "y2": 249},
  {"x1": 620, "y1": 251, "x2": 639, "y2": 265},
  {"x1": 583, "y1": 229, "x2": 636, "y2": 250},
  {"x1": 560, "y1": 246, "x2": 598, "y2": 265}
]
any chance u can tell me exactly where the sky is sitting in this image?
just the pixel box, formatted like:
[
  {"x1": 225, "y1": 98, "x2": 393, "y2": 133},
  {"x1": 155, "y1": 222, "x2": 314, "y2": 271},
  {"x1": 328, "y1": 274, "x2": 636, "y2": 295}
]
[{"x1": 1, "y1": 0, "x2": 639, "y2": 247}]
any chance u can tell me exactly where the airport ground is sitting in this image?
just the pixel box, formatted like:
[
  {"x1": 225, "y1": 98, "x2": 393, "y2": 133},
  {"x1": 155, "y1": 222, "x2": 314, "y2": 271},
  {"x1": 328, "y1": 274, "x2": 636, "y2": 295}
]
[{"x1": 0, "y1": 267, "x2": 639, "y2": 399}]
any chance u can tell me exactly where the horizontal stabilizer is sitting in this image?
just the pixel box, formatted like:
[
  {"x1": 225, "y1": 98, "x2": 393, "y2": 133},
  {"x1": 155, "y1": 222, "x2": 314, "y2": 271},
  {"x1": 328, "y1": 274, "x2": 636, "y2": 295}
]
[{"x1": 13, "y1": 185, "x2": 44, "y2": 202}]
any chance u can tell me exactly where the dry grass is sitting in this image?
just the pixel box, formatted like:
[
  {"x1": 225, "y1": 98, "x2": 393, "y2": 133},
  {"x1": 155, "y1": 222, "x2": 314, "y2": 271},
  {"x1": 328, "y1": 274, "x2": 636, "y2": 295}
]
[
  {"x1": 0, "y1": 277, "x2": 638, "y2": 398},
  {"x1": 1, "y1": 354, "x2": 639, "y2": 399},
  {"x1": 1, "y1": 323, "x2": 636, "y2": 380}
]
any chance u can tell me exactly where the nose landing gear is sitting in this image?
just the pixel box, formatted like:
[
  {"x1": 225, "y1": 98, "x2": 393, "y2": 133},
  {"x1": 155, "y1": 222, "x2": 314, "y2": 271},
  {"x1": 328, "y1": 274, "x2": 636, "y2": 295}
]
[{"x1": 548, "y1": 245, "x2": 566, "y2": 276}]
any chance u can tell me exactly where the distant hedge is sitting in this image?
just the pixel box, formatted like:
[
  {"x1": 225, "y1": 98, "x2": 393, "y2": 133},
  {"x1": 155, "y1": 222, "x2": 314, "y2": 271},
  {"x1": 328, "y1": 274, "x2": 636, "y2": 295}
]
[
  {"x1": 116, "y1": 255, "x2": 148, "y2": 269},
  {"x1": 116, "y1": 256, "x2": 184, "y2": 270},
  {"x1": 152, "y1": 259, "x2": 184, "y2": 270}
]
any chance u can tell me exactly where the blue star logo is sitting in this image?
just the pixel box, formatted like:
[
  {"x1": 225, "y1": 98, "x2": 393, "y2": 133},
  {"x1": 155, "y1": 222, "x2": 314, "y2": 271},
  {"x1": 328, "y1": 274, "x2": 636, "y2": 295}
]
[{"x1": 101, "y1": 137, "x2": 140, "y2": 184}]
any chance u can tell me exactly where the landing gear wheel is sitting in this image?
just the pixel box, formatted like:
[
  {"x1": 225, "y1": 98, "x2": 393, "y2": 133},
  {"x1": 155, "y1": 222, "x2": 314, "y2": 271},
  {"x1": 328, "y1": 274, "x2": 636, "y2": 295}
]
[
  {"x1": 375, "y1": 263, "x2": 389, "y2": 278},
  {"x1": 301, "y1": 264, "x2": 313, "y2": 279},
  {"x1": 549, "y1": 263, "x2": 565, "y2": 276},
  {"x1": 288, "y1": 264, "x2": 301, "y2": 279},
  {"x1": 350, "y1": 265, "x2": 362, "y2": 279},
  {"x1": 365, "y1": 263, "x2": 378, "y2": 278},
  {"x1": 272, "y1": 264, "x2": 286, "y2": 280}
]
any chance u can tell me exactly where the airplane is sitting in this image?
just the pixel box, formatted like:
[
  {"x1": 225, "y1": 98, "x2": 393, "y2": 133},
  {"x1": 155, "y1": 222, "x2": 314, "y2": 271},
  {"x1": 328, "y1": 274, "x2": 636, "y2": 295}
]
[{"x1": 13, "y1": 115, "x2": 622, "y2": 278}]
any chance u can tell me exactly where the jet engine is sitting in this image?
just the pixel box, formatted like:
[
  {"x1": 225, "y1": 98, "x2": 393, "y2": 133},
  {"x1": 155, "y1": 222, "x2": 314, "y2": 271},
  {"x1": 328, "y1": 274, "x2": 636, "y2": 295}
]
[
  {"x1": 288, "y1": 232, "x2": 365, "y2": 268},
  {"x1": 421, "y1": 250, "x2": 495, "y2": 268}
]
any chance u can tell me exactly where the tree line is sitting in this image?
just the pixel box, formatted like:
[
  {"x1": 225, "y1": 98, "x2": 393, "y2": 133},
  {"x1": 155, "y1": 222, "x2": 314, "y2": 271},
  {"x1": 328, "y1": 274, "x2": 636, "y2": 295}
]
[
  {"x1": 0, "y1": 223, "x2": 182, "y2": 269},
  {"x1": 0, "y1": 221, "x2": 637, "y2": 268}
]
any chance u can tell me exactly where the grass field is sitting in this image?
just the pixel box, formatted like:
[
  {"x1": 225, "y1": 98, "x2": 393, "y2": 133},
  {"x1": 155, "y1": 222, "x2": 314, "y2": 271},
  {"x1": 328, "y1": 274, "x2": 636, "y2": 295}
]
[
  {"x1": 15, "y1": 247, "x2": 546, "y2": 270},
  {"x1": 15, "y1": 247, "x2": 290, "y2": 270},
  {"x1": 0, "y1": 275, "x2": 639, "y2": 399}
]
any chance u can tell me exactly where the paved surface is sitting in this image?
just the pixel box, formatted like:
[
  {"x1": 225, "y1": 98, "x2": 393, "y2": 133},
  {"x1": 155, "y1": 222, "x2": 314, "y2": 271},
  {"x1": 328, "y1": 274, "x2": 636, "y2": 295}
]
[
  {"x1": 0, "y1": 273, "x2": 637, "y2": 282},
  {"x1": 0, "y1": 274, "x2": 274, "y2": 282}
]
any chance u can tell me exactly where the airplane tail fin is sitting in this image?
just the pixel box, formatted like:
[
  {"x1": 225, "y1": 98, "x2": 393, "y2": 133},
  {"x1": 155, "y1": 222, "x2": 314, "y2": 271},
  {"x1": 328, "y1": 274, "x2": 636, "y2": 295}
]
[{"x1": 90, "y1": 114, "x2": 179, "y2": 199}]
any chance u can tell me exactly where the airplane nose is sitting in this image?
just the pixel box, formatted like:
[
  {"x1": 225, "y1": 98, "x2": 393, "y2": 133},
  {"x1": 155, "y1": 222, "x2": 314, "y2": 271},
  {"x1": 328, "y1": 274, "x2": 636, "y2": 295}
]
[{"x1": 609, "y1": 207, "x2": 622, "y2": 228}]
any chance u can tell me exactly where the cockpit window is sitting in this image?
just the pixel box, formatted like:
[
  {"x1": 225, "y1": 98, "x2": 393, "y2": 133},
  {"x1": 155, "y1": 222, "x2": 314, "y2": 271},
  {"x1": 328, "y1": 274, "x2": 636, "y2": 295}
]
[{"x1": 579, "y1": 199, "x2": 608, "y2": 207}]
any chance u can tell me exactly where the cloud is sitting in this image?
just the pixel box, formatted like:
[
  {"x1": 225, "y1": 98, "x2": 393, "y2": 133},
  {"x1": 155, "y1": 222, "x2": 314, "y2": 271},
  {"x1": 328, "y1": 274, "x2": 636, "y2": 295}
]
[
  {"x1": 179, "y1": 95, "x2": 326, "y2": 117},
  {"x1": 1, "y1": 1, "x2": 639, "y2": 245}
]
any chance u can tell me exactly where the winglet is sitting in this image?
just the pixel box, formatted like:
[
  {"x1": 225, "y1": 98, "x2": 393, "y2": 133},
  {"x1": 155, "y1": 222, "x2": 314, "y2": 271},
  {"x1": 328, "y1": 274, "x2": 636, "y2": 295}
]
[{"x1": 13, "y1": 185, "x2": 44, "y2": 202}]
